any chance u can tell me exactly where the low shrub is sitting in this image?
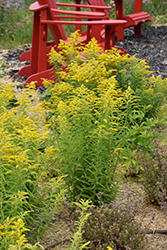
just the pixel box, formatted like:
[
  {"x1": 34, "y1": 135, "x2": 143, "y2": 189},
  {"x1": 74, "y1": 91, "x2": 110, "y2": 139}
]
[
  {"x1": 69, "y1": 194, "x2": 146, "y2": 250},
  {"x1": 157, "y1": 180, "x2": 167, "y2": 215}
]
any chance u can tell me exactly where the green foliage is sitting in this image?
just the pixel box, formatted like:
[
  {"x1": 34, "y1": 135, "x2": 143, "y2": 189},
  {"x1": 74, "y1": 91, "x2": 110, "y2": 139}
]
[
  {"x1": 119, "y1": 117, "x2": 162, "y2": 176},
  {"x1": 0, "y1": 61, "x2": 6, "y2": 77},
  {"x1": 150, "y1": 0, "x2": 167, "y2": 15},
  {"x1": 53, "y1": 84, "x2": 120, "y2": 204}
]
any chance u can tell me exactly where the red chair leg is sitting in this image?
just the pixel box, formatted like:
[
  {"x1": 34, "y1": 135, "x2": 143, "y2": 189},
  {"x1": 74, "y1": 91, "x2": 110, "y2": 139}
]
[
  {"x1": 18, "y1": 65, "x2": 31, "y2": 78},
  {"x1": 105, "y1": 26, "x2": 115, "y2": 49},
  {"x1": 25, "y1": 68, "x2": 57, "y2": 88},
  {"x1": 116, "y1": 25, "x2": 124, "y2": 41},
  {"x1": 134, "y1": 23, "x2": 142, "y2": 36}
]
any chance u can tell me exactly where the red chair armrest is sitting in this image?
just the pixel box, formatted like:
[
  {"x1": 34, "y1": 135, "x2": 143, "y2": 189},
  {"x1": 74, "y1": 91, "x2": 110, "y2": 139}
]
[
  {"x1": 41, "y1": 19, "x2": 126, "y2": 26},
  {"x1": 29, "y1": 1, "x2": 48, "y2": 11}
]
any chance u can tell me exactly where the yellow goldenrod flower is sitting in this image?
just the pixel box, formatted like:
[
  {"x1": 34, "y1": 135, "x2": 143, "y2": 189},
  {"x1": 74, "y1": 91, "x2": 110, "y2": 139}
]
[
  {"x1": 114, "y1": 148, "x2": 123, "y2": 154},
  {"x1": 5, "y1": 171, "x2": 12, "y2": 175}
]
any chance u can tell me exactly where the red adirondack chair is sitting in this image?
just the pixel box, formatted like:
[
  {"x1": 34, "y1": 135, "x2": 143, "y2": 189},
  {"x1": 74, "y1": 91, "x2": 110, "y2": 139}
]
[
  {"x1": 85, "y1": 0, "x2": 152, "y2": 41},
  {"x1": 113, "y1": 0, "x2": 152, "y2": 40},
  {"x1": 18, "y1": 0, "x2": 127, "y2": 87}
]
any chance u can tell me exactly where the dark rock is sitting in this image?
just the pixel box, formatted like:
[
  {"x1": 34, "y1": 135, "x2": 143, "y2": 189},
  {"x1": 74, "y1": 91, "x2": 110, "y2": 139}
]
[
  {"x1": 115, "y1": 26, "x2": 167, "y2": 79},
  {"x1": 12, "y1": 67, "x2": 21, "y2": 72},
  {"x1": 161, "y1": 60, "x2": 167, "y2": 65}
]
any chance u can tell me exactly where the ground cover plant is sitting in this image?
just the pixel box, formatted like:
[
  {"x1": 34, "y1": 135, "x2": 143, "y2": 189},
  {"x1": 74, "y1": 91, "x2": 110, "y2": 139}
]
[
  {"x1": 139, "y1": 139, "x2": 167, "y2": 205},
  {"x1": 69, "y1": 194, "x2": 147, "y2": 250},
  {"x1": 0, "y1": 0, "x2": 34, "y2": 49}
]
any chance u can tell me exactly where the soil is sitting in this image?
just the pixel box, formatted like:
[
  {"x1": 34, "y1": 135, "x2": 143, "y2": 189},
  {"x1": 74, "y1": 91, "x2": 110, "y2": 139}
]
[{"x1": 1, "y1": 25, "x2": 167, "y2": 250}]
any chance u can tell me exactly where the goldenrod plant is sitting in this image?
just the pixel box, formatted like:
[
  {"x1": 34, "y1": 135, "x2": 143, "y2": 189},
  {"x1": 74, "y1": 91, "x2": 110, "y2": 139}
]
[
  {"x1": 0, "y1": 83, "x2": 67, "y2": 246},
  {"x1": 68, "y1": 199, "x2": 92, "y2": 250},
  {"x1": 0, "y1": 212, "x2": 44, "y2": 250},
  {"x1": 44, "y1": 31, "x2": 167, "y2": 119},
  {"x1": 41, "y1": 31, "x2": 166, "y2": 189}
]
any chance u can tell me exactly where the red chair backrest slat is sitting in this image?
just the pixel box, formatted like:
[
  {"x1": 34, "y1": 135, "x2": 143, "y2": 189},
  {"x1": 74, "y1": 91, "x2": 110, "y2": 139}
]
[{"x1": 37, "y1": 0, "x2": 67, "y2": 45}]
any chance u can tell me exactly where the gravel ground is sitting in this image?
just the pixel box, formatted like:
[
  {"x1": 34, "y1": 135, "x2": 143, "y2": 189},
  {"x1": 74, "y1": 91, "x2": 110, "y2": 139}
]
[{"x1": 116, "y1": 25, "x2": 167, "y2": 79}]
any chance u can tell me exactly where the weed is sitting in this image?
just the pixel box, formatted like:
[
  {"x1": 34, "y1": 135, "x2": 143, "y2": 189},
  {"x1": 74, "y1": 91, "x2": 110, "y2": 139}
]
[{"x1": 0, "y1": 61, "x2": 6, "y2": 77}]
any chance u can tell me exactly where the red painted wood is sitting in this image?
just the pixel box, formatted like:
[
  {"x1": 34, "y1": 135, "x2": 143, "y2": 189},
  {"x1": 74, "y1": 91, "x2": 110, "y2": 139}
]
[
  {"x1": 25, "y1": 68, "x2": 57, "y2": 88},
  {"x1": 56, "y1": 2, "x2": 112, "y2": 10},
  {"x1": 135, "y1": 0, "x2": 142, "y2": 13},
  {"x1": 30, "y1": 10, "x2": 40, "y2": 75},
  {"x1": 18, "y1": 65, "x2": 31, "y2": 78},
  {"x1": 20, "y1": 50, "x2": 31, "y2": 62},
  {"x1": 114, "y1": 0, "x2": 124, "y2": 19},
  {"x1": 113, "y1": 0, "x2": 152, "y2": 40},
  {"x1": 51, "y1": 8, "x2": 105, "y2": 17},
  {"x1": 87, "y1": 0, "x2": 152, "y2": 40},
  {"x1": 38, "y1": 8, "x2": 48, "y2": 72},
  {"x1": 41, "y1": 20, "x2": 126, "y2": 26},
  {"x1": 87, "y1": 0, "x2": 110, "y2": 19},
  {"x1": 19, "y1": 0, "x2": 127, "y2": 87}
]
